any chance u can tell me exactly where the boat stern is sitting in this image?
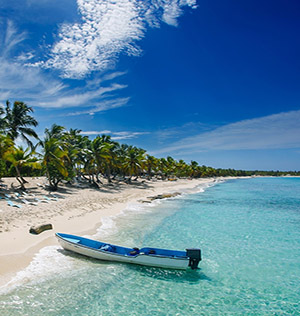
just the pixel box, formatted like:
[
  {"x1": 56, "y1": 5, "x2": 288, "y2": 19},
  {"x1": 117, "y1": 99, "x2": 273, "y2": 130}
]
[{"x1": 186, "y1": 248, "x2": 201, "y2": 269}]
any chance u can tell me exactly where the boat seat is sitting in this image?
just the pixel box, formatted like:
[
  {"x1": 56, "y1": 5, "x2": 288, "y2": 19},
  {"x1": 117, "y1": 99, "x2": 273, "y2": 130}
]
[
  {"x1": 65, "y1": 238, "x2": 80, "y2": 244},
  {"x1": 100, "y1": 244, "x2": 114, "y2": 252}
]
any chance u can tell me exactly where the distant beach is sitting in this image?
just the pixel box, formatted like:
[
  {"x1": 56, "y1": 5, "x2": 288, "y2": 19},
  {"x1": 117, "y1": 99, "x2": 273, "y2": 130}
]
[{"x1": 0, "y1": 176, "x2": 217, "y2": 287}]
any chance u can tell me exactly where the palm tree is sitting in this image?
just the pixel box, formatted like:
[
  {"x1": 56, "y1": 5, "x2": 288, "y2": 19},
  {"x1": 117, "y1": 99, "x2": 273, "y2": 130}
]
[
  {"x1": 4, "y1": 146, "x2": 41, "y2": 189},
  {"x1": 0, "y1": 106, "x2": 6, "y2": 132},
  {"x1": 123, "y1": 146, "x2": 146, "y2": 182},
  {"x1": 145, "y1": 155, "x2": 157, "y2": 180},
  {"x1": 44, "y1": 124, "x2": 65, "y2": 139},
  {"x1": 113, "y1": 143, "x2": 129, "y2": 180},
  {"x1": 0, "y1": 133, "x2": 13, "y2": 158},
  {"x1": 40, "y1": 132, "x2": 69, "y2": 190},
  {"x1": 4, "y1": 100, "x2": 38, "y2": 148},
  {"x1": 74, "y1": 135, "x2": 91, "y2": 181},
  {"x1": 91, "y1": 135, "x2": 116, "y2": 184},
  {"x1": 0, "y1": 133, "x2": 13, "y2": 179},
  {"x1": 190, "y1": 160, "x2": 199, "y2": 178},
  {"x1": 176, "y1": 159, "x2": 189, "y2": 178}
]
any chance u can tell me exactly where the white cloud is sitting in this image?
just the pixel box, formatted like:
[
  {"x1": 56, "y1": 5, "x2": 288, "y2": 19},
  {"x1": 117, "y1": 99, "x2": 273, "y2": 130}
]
[
  {"x1": 38, "y1": 83, "x2": 127, "y2": 108},
  {"x1": 44, "y1": 0, "x2": 197, "y2": 78},
  {"x1": 0, "y1": 56, "x2": 66, "y2": 101},
  {"x1": 81, "y1": 130, "x2": 112, "y2": 135},
  {"x1": 162, "y1": 1, "x2": 183, "y2": 26},
  {"x1": 66, "y1": 97, "x2": 130, "y2": 116},
  {"x1": 154, "y1": 110, "x2": 300, "y2": 154},
  {"x1": 16, "y1": 51, "x2": 35, "y2": 62},
  {"x1": 0, "y1": 21, "x2": 129, "y2": 114},
  {"x1": 0, "y1": 52, "x2": 128, "y2": 112},
  {"x1": 2, "y1": 20, "x2": 27, "y2": 57},
  {"x1": 111, "y1": 131, "x2": 149, "y2": 140},
  {"x1": 81, "y1": 129, "x2": 148, "y2": 140}
]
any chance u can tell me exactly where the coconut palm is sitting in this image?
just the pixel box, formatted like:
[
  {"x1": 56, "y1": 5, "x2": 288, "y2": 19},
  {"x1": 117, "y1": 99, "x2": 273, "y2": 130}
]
[
  {"x1": 0, "y1": 106, "x2": 6, "y2": 132},
  {"x1": 0, "y1": 133, "x2": 13, "y2": 179},
  {"x1": 74, "y1": 135, "x2": 91, "y2": 181},
  {"x1": 176, "y1": 159, "x2": 189, "y2": 178},
  {"x1": 0, "y1": 133, "x2": 13, "y2": 158},
  {"x1": 4, "y1": 100, "x2": 38, "y2": 148},
  {"x1": 123, "y1": 146, "x2": 146, "y2": 182},
  {"x1": 190, "y1": 160, "x2": 199, "y2": 178},
  {"x1": 4, "y1": 146, "x2": 41, "y2": 189},
  {"x1": 145, "y1": 155, "x2": 157, "y2": 180},
  {"x1": 40, "y1": 135, "x2": 69, "y2": 190},
  {"x1": 113, "y1": 143, "x2": 129, "y2": 180},
  {"x1": 91, "y1": 136, "x2": 116, "y2": 184}
]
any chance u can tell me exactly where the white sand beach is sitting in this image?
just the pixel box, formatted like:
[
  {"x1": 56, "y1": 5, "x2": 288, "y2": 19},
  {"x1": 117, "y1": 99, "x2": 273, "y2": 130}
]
[{"x1": 0, "y1": 177, "x2": 214, "y2": 287}]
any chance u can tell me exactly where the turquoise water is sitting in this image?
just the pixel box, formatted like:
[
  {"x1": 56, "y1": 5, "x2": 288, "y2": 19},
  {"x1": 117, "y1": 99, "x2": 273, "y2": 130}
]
[{"x1": 1, "y1": 178, "x2": 300, "y2": 315}]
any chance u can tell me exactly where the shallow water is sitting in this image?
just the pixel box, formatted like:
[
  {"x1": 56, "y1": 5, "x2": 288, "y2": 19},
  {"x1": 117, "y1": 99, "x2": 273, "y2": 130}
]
[{"x1": 1, "y1": 178, "x2": 300, "y2": 315}]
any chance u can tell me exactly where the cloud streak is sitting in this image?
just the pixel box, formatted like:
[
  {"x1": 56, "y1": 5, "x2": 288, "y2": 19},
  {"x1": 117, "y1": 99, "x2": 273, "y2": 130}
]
[
  {"x1": 38, "y1": 83, "x2": 127, "y2": 108},
  {"x1": 44, "y1": 0, "x2": 197, "y2": 78},
  {"x1": 154, "y1": 110, "x2": 300, "y2": 155},
  {"x1": 81, "y1": 129, "x2": 148, "y2": 140},
  {"x1": 65, "y1": 97, "x2": 130, "y2": 116}
]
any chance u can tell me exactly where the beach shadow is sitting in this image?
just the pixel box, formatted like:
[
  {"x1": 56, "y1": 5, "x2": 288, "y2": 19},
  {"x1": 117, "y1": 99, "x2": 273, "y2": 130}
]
[{"x1": 126, "y1": 265, "x2": 211, "y2": 284}]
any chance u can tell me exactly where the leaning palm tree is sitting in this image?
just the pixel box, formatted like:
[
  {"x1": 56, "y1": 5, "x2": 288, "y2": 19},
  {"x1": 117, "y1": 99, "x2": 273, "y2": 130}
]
[
  {"x1": 4, "y1": 100, "x2": 38, "y2": 148},
  {"x1": 4, "y1": 146, "x2": 41, "y2": 189}
]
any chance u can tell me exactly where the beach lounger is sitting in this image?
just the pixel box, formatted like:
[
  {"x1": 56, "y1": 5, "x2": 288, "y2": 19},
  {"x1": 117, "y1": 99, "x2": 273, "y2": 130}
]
[
  {"x1": 37, "y1": 183, "x2": 47, "y2": 188},
  {"x1": 34, "y1": 197, "x2": 49, "y2": 203},
  {"x1": 5, "y1": 194, "x2": 12, "y2": 199},
  {"x1": 21, "y1": 199, "x2": 38, "y2": 206},
  {"x1": 22, "y1": 192, "x2": 36, "y2": 198},
  {"x1": 43, "y1": 195, "x2": 58, "y2": 201},
  {"x1": 43, "y1": 196, "x2": 53, "y2": 201},
  {"x1": 7, "y1": 200, "x2": 22, "y2": 208},
  {"x1": 50, "y1": 193, "x2": 60, "y2": 200}
]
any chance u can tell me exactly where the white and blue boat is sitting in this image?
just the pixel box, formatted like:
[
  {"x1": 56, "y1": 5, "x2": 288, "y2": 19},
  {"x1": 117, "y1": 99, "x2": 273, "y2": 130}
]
[{"x1": 56, "y1": 233, "x2": 201, "y2": 270}]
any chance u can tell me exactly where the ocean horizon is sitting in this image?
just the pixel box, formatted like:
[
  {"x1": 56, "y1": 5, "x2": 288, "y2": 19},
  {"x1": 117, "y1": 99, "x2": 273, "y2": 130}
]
[{"x1": 1, "y1": 177, "x2": 299, "y2": 315}]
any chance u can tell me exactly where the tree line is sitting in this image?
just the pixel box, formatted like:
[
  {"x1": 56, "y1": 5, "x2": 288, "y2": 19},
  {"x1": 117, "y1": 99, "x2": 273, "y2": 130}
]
[{"x1": 0, "y1": 101, "x2": 299, "y2": 190}]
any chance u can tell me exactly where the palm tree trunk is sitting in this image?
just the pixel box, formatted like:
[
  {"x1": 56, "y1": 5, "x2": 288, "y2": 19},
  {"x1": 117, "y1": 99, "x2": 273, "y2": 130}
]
[
  {"x1": 106, "y1": 165, "x2": 112, "y2": 183},
  {"x1": 15, "y1": 166, "x2": 25, "y2": 189},
  {"x1": 21, "y1": 176, "x2": 28, "y2": 183}
]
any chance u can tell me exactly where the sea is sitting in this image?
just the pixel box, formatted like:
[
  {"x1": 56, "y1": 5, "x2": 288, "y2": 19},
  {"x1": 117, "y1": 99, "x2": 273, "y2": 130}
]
[{"x1": 0, "y1": 177, "x2": 300, "y2": 315}]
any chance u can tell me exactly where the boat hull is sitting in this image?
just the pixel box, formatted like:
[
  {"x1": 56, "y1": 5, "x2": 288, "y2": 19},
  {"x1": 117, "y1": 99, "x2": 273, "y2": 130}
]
[{"x1": 56, "y1": 233, "x2": 194, "y2": 270}]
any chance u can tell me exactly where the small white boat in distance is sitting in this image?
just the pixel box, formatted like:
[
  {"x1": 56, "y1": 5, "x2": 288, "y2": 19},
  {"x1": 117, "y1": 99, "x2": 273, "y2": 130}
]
[{"x1": 56, "y1": 233, "x2": 201, "y2": 270}]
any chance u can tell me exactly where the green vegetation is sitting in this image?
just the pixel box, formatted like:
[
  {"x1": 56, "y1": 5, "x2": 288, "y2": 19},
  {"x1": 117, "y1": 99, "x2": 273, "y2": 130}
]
[{"x1": 0, "y1": 100, "x2": 299, "y2": 190}]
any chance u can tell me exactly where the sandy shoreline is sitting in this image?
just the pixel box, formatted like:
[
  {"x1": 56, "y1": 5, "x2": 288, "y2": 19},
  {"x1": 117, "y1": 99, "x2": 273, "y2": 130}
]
[{"x1": 0, "y1": 176, "x2": 216, "y2": 287}]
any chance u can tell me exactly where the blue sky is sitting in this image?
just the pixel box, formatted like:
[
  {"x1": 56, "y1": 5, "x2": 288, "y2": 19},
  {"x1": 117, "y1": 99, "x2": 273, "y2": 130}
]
[{"x1": 0, "y1": 0, "x2": 300, "y2": 171}]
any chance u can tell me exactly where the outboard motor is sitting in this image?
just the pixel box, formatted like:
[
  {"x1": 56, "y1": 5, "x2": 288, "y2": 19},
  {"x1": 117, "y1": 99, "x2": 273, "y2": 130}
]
[{"x1": 186, "y1": 248, "x2": 201, "y2": 270}]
